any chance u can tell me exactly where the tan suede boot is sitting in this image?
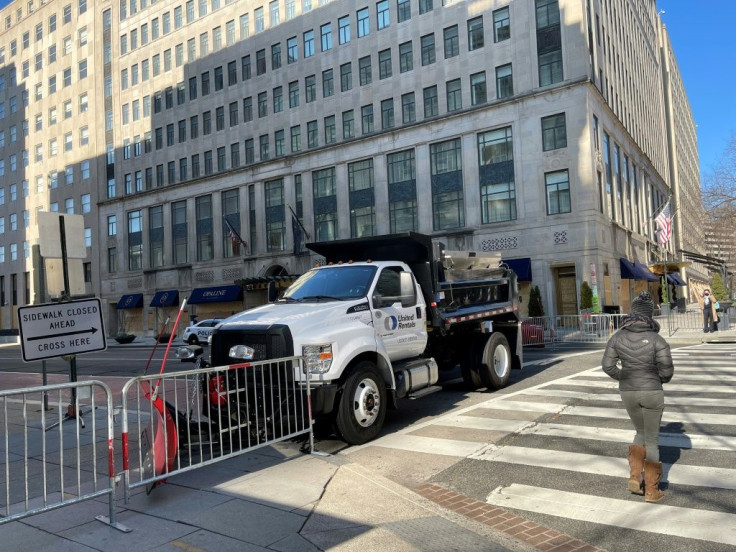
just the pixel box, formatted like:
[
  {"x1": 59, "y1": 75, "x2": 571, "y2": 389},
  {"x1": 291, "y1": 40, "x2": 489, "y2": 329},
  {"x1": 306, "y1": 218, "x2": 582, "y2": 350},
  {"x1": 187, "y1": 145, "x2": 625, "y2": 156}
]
[
  {"x1": 644, "y1": 460, "x2": 665, "y2": 503},
  {"x1": 627, "y1": 445, "x2": 645, "y2": 495}
]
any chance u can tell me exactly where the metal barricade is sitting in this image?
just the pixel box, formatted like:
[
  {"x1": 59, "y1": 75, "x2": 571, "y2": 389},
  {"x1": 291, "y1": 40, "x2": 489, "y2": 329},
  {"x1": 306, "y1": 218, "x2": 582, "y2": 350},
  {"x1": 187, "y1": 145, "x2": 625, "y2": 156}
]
[
  {"x1": 522, "y1": 314, "x2": 629, "y2": 346},
  {"x1": 0, "y1": 380, "x2": 127, "y2": 530},
  {"x1": 120, "y1": 356, "x2": 312, "y2": 500}
]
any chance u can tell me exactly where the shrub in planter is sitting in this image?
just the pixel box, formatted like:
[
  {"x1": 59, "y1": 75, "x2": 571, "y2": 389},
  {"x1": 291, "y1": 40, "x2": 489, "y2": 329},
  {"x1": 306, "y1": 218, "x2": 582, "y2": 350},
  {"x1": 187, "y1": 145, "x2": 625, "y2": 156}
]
[
  {"x1": 528, "y1": 285, "x2": 545, "y2": 317},
  {"x1": 580, "y1": 281, "x2": 593, "y2": 311},
  {"x1": 114, "y1": 333, "x2": 136, "y2": 344},
  {"x1": 156, "y1": 332, "x2": 172, "y2": 343}
]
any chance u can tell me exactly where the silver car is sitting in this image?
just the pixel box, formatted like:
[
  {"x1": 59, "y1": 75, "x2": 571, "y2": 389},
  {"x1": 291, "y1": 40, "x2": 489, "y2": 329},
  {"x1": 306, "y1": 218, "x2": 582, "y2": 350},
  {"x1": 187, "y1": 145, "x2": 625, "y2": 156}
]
[{"x1": 182, "y1": 318, "x2": 223, "y2": 345}]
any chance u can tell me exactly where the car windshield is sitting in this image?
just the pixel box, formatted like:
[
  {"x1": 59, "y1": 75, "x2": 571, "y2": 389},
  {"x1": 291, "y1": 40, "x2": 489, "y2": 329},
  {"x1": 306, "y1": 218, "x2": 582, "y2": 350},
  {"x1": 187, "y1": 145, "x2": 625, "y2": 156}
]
[{"x1": 280, "y1": 265, "x2": 377, "y2": 302}]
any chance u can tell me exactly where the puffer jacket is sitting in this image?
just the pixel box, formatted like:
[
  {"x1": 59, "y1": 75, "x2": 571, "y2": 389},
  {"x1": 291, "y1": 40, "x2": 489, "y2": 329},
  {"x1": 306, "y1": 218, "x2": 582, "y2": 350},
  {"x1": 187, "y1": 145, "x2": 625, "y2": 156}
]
[{"x1": 601, "y1": 316, "x2": 674, "y2": 391}]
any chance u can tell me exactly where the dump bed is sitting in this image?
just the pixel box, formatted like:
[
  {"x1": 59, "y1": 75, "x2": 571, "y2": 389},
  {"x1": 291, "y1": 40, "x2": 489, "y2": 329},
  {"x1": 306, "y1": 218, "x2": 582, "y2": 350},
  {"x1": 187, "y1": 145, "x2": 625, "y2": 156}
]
[{"x1": 307, "y1": 232, "x2": 519, "y2": 328}]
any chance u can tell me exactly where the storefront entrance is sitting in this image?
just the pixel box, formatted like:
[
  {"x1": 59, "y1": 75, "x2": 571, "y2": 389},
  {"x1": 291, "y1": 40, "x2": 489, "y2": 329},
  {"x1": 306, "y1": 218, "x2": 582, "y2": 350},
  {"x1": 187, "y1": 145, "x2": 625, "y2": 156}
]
[{"x1": 555, "y1": 267, "x2": 578, "y2": 315}]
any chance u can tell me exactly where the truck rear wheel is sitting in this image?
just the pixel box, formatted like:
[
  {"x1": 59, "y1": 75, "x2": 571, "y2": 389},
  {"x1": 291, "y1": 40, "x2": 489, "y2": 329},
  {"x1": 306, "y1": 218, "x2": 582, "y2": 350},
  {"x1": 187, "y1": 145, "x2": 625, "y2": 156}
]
[
  {"x1": 336, "y1": 361, "x2": 386, "y2": 445},
  {"x1": 479, "y1": 333, "x2": 511, "y2": 389}
]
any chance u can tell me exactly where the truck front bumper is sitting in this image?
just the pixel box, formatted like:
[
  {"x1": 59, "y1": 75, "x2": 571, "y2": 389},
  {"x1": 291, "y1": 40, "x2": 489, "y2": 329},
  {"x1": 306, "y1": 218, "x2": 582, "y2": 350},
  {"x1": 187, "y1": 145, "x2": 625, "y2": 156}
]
[{"x1": 309, "y1": 384, "x2": 339, "y2": 416}]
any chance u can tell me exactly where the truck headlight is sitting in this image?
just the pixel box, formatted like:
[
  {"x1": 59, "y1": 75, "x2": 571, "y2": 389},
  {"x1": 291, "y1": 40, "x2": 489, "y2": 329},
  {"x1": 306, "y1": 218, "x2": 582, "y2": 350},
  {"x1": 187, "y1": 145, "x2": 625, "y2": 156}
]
[{"x1": 302, "y1": 344, "x2": 333, "y2": 374}]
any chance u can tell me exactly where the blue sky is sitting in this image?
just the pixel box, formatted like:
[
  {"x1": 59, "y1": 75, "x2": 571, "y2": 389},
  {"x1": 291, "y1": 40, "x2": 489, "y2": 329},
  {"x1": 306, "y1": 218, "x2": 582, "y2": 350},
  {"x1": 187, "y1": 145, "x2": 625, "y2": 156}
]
[
  {"x1": 0, "y1": 0, "x2": 731, "y2": 184},
  {"x1": 661, "y1": 0, "x2": 736, "y2": 182}
]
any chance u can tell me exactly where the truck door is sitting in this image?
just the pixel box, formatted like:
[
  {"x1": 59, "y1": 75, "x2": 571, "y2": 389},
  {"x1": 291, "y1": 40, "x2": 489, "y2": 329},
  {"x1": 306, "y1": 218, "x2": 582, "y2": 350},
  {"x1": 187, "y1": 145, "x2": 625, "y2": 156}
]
[{"x1": 371, "y1": 266, "x2": 427, "y2": 361}]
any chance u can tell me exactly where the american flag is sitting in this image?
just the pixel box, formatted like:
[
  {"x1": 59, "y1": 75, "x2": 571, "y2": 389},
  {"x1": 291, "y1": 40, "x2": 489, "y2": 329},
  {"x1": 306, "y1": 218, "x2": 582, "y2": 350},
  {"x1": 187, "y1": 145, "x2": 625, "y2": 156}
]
[{"x1": 655, "y1": 200, "x2": 672, "y2": 245}]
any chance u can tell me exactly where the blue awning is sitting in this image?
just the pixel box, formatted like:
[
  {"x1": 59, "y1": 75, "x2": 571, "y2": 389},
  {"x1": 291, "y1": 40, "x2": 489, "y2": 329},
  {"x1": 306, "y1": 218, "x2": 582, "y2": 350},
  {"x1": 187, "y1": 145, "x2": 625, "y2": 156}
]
[
  {"x1": 667, "y1": 273, "x2": 686, "y2": 286},
  {"x1": 116, "y1": 293, "x2": 143, "y2": 309},
  {"x1": 188, "y1": 285, "x2": 243, "y2": 304},
  {"x1": 150, "y1": 290, "x2": 179, "y2": 307},
  {"x1": 502, "y1": 258, "x2": 532, "y2": 282},
  {"x1": 620, "y1": 258, "x2": 637, "y2": 280},
  {"x1": 633, "y1": 262, "x2": 660, "y2": 282}
]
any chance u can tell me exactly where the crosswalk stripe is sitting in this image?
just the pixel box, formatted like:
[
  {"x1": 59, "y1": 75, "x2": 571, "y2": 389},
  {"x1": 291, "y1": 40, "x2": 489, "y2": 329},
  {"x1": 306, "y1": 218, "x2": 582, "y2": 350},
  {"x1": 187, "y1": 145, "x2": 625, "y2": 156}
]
[
  {"x1": 470, "y1": 445, "x2": 736, "y2": 490},
  {"x1": 366, "y1": 434, "x2": 486, "y2": 457},
  {"x1": 480, "y1": 400, "x2": 736, "y2": 425},
  {"x1": 520, "y1": 388, "x2": 736, "y2": 407},
  {"x1": 486, "y1": 484, "x2": 736, "y2": 546},
  {"x1": 552, "y1": 379, "x2": 736, "y2": 394},
  {"x1": 575, "y1": 371, "x2": 736, "y2": 382},
  {"x1": 438, "y1": 415, "x2": 736, "y2": 451}
]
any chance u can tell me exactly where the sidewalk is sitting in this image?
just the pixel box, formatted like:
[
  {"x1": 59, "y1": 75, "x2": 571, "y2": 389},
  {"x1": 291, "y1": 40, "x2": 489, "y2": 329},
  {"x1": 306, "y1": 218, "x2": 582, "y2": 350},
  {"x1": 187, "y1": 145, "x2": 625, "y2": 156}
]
[{"x1": 0, "y1": 440, "x2": 574, "y2": 552}]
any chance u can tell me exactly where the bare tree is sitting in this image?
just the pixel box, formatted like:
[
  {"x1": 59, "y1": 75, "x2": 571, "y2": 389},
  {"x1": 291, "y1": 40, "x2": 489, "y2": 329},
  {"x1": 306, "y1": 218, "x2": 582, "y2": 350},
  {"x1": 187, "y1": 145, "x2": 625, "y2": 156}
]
[{"x1": 703, "y1": 134, "x2": 736, "y2": 222}]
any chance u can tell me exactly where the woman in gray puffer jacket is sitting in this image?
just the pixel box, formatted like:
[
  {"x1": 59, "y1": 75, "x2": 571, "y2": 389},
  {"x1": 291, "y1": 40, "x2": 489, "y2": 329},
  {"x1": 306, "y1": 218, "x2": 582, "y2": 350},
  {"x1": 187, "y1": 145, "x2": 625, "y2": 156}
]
[{"x1": 601, "y1": 291, "x2": 673, "y2": 503}]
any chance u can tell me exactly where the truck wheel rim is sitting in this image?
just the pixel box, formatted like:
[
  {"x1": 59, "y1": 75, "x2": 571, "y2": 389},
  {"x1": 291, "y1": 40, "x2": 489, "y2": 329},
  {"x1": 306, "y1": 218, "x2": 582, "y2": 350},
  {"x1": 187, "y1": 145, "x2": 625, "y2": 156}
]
[
  {"x1": 353, "y1": 378, "x2": 380, "y2": 428},
  {"x1": 493, "y1": 346, "x2": 509, "y2": 378}
]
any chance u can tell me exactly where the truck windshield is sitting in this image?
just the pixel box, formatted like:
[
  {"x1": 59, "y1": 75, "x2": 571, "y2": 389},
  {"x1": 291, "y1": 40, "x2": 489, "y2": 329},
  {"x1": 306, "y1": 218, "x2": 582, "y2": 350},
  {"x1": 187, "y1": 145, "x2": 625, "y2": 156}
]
[{"x1": 280, "y1": 265, "x2": 377, "y2": 302}]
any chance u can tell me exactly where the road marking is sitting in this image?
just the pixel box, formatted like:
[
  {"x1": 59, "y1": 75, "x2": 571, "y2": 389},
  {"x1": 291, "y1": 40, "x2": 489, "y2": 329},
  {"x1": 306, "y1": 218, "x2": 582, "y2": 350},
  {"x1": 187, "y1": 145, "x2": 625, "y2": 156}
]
[
  {"x1": 437, "y1": 415, "x2": 736, "y2": 451},
  {"x1": 367, "y1": 434, "x2": 486, "y2": 457},
  {"x1": 486, "y1": 484, "x2": 736, "y2": 546},
  {"x1": 471, "y1": 446, "x2": 736, "y2": 490},
  {"x1": 553, "y1": 379, "x2": 736, "y2": 394},
  {"x1": 519, "y1": 388, "x2": 736, "y2": 407},
  {"x1": 480, "y1": 400, "x2": 736, "y2": 426}
]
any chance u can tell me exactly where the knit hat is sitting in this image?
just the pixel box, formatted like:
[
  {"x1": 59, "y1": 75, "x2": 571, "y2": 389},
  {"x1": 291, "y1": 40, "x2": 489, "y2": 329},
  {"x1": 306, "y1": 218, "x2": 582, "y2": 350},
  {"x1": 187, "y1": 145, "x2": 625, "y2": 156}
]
[{"x1": 631, "y1": 291, "x2": 654, "y2": 318}]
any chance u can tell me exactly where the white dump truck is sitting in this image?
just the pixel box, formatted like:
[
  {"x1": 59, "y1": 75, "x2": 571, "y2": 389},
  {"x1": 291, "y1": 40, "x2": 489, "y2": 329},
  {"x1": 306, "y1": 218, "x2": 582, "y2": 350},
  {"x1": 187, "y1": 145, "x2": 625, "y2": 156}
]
[{"x1": 209, "y1": 232, "x2": 522, "y2": 445}]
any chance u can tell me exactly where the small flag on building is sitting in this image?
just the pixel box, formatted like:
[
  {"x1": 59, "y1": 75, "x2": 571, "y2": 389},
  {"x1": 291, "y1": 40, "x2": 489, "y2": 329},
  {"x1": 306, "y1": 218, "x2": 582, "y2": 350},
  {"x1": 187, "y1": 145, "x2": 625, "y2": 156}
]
[
  {"x1": 655, "y1": 200, "x2": 672, "y2": 245},
  {"x1": 223, "y1": 217, "x2": 247, "y2": 254},
  {"x1": 288, "y1": 205, "x2": 310, "y2": 255}
]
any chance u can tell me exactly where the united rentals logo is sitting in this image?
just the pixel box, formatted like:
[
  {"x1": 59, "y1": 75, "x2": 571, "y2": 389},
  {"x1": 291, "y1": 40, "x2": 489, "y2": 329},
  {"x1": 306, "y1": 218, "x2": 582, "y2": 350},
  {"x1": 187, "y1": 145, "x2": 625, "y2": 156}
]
[{"x1": 384, "y1": 314, "x2": 416, "y2": 331}]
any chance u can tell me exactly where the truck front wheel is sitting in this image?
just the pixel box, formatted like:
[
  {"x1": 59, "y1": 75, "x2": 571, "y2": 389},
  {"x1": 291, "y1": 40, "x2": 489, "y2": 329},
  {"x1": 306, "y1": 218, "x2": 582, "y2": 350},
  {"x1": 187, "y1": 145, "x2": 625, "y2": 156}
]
[
  {"x1": 336, "y1": 362, "x2": 386, "y2": 445},
  {"x1": 479, "y1": 333, "x2": 512, "y2": 390}
]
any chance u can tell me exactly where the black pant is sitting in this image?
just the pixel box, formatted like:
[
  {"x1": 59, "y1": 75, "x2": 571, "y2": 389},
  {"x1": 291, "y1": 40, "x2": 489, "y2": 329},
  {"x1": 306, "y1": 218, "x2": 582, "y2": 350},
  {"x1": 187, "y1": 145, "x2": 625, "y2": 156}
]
[{"x1": 703, "y1": 305, "x2": 714, "y2": 332}]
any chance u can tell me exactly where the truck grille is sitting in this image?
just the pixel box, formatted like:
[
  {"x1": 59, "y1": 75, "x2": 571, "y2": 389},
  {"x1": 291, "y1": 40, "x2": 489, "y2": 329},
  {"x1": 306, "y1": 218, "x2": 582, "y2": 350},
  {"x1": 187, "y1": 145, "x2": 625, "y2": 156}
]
[{"x1": 210, "y1": 324, "x2": 294, "y2": 366}]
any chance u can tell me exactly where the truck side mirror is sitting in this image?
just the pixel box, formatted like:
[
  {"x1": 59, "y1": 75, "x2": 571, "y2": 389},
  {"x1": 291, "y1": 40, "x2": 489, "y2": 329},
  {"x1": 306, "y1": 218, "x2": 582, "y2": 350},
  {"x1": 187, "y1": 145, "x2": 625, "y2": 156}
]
[{"x1": 399, "y1": 272, "x2": 416, "y2": 308}]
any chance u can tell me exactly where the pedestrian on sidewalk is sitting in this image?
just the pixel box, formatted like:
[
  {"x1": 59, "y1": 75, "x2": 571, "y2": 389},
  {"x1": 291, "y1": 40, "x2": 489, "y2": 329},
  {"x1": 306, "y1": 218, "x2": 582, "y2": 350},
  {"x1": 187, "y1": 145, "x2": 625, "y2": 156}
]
[
  {"x1": 601, "y1": 291, "x2": 674, "y2": 503},
  {"x1": 699, "y1": 288, "x2": 718, "y2": 333}
]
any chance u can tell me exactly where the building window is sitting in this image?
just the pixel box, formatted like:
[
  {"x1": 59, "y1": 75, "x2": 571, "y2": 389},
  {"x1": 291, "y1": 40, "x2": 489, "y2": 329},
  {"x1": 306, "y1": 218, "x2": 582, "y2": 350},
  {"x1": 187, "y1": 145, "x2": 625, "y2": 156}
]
[
  {"x1": 378, "y1": 49, "x2": 392, "y2": 79},
  {"x1": 446, "y1": 78, "x2": 461, "y2": 112},
  {"x1": 196, "y1": 195, "x2": 213, "y2": 261},
  {"x1": 470, "y1": 72, "x2": 487, "y2": 105},
  {"x1": 545, "y1": 170, "x2": 571, "y2": 215},
  {"x1": 536, "y1": 0, "x2": 563, "y2": 86},
  {"x1": 399, "y1": 41, "x2": 413, "y2": 73},
  {"x1": 290, "y1": 125, "x2": 301, "y2": 152},
  {"x1": 387, "y1": 150, "x2": 417, "y2": 232},
  {"x1": 271, "y1": 43, "x2": 281, "y2": 69},
  {"x1": 342, "y1": 110, "x2": 354, "y2": 139},
  {"x1": 478, "y1": 126, "x2": 516, "y2": 223},
  {"x1": 468, "y1": 16, "x2": 484, "y2": 50},
  {"x1": 322, "y1": 68, "x2": 334, "y2": 97},
  {"x1": 357, "y1": 7, "x2": 369, "y2": 37},
  {"x1": 381, "y1": 99, "x2": 394, "y2": 129},
  {"x1": 338, "y1": 14, "x2": 350, "y2": 44},
  {"x1": 421, "y1": 33, "x2": 435, "y2": 65},
  {"x1": 376, "y1": 0, "x2": 389, "y2": 30},
  {"x1": 423, "y1": 85, "x2": 438, "y2": 118},
  {"x1": 340, "y1": 62, "x2": 352, "y2": 91},
  {"x1": 418, "y1": 0, "x2": 432, "y2": 14},
  {"x1": 305, "y1": 74, "x2": 316, "y2": 102},
  {"x1": 303, "y1": 29, "x2": 314, "y2": 57},
  {"x1": 313, "y1": 167, "x2": 337, "y2": 241},
  {"x1": 149, "y1": 205, "x2": 164, "y2": 267},
  {"x1": 361, "y1": 105, "x2": 374, "y2": 134},
  {"x1": 264, "y1": 179, "x2": 285, "y2": 251},
  {"x1": 127, "y1": 210, "x2": 142, "y2": 270},
  {"x1": 172, "y1": 200, "x2": 188, "y2": 264},
  {"x1": 430, "y1": 138, "x2": 464, "y2": 230},
  {"x1": 496, "y1": 64, "x2": 513, "y2": 98},
  {"x1": 541, "y1": 113, "x2": 567, "y2": 151},
  {"x1": 359, "y1": 56, "x2": 372, "y2": 86},
  {"x1": 222, "y1": 189, "x2": 241, "y2": 257},
  {"x1": 443, "y1": 25, "x2": 459, "y2": 58},
  {"x1": 306, "y1": 121, "x2": 318, "y2": 148},
  {"x1": 287, "y1": 36, "x2": 297, "y2": 62},
  {"x1": 321, "y1": 22, "x2": 332, "y2": 51},
  {"x1": 397, "y1": 0, "x2": 410, "y2": 23},
  {"x1": 324, "y1": 116, "x2": 336, "y2": 144},
  {"x1": 493, "y1": 6, "x2": 510, "y2": 42},
  {"x1": 401, "y1": 92, "x2": 415, "y2": 123},
  {"x1": 348, "y1": 158, "x2": 375, "y2": 237}
]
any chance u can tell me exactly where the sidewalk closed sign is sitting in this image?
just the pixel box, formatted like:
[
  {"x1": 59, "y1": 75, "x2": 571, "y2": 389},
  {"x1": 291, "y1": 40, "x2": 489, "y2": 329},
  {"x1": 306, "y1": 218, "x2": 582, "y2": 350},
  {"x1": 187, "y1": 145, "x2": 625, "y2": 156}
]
[{"x1": 18, "y1": 298, "x2": 107, "y2": 362}]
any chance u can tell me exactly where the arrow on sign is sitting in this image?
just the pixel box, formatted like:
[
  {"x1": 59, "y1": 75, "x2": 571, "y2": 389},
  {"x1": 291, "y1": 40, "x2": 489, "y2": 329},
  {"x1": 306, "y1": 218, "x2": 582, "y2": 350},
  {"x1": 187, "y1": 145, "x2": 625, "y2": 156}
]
[{"x1": 27, "y1": 327, "x2": 99, "y2": 341}]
